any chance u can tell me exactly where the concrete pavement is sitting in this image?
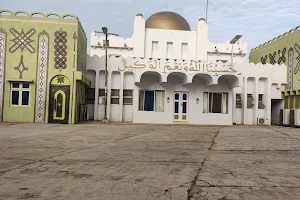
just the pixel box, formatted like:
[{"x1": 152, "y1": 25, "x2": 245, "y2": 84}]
[{"x1": 0, "y1": 123, "x2": 299, "y2": 199}]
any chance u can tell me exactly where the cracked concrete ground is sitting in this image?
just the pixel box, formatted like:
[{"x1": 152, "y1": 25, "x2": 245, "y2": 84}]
[{"x1": 0, "y1": 123, "x2": 300, "y2": 199}]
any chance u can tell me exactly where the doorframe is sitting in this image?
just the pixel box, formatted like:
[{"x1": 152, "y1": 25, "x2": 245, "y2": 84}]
[{"x1": 173, "y1": 91, "x2": 189, "y2": 123}]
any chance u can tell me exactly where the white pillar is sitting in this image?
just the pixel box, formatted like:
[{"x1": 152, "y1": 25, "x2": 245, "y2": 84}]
[
  {"x1": 107, "y1": 72, "x2": 111, "y2": 120},
  {"x1": 243, "y1": 77, "x2": 247, "y2": 124},
  {"x1": 254, "y1": 78, "x2": 259, "y2": 125},
  {"x1": 120, "y1": 72, "x2": 124, "y2": 122},
  {"x1": 94, "y1": 70, "x2": 99, "y2": 121},
  {"x1": 266, "y1": 79, "x2": 272, "y2": 125},
  {"x1": 232, "y1": 89, "x2": 236, "y2": 124}
]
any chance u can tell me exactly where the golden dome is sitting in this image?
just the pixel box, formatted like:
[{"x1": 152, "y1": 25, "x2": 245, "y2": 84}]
[{"x1": 145, "y1": 11, "x2": 191, "y2": 31}]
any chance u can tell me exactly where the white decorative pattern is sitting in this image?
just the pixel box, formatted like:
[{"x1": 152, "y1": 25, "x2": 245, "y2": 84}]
[
  {"x1": 151, "y1": 41, "x2": 158, "y2": 58},
  {"x1": 181, "y1": 43, "x2": 188, "y2": 60},
  {"x1": 166, "y1": 42, "x2": 173, "y2": 59},
  {"x1": 0, "y1": 30, "x2": 6, "y2": 121},
  {"x1": 35, "y1": 33, "x2": 49, "y2": 122}
]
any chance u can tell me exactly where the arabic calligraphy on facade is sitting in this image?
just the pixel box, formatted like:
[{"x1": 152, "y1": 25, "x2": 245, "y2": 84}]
[{"x1": 118, "y1": 58, "x2": 237, "y2": 73}]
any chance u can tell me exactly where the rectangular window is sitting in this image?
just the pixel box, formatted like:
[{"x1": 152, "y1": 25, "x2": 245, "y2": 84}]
[
  {"x1": 258, "y1": 94, "x2": 265, "y2": 109},
  {"x1": 139, "y1": 90, "x2": 165, "y2": 112},
  {"x1": 151, "y1": 41, "x2": 158, "y2": 58},
  {"x1": 166, "y1": 42, "x2": 173, "y2": 59},
  {"x1": 247, "y1": 94, "x2": 254, "y2": 108},
  {"x1": 123, "y1": 90, "x2": 133, "y2": 105},
  {"x1": 203, "y1": 92, "x2": 228, "y2": 114},
  {"x1": 10, "y1": 82, "x2": 30, "y2": 106},
  {"x1": 236, "y1": 94, "x2": 242, "y2": 108},
  {"x1": 111, "y1": 89, "x2": 120, "y2": 104},
  {"x1": 181, "y1": 43, "x2": 188, "y2": 60},
  {"x1": 86, "y1": 88, "x2": 95, "y2": 104},
  {"x1": 99, "y1": 89, "x2": 105, "y2": 97}
]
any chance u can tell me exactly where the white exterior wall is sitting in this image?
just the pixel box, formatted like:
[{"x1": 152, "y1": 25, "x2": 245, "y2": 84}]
[
  {"x1": 232, "y1": 62, "x2": 287, "y2": 125},
  {"x1": 86, "y1": 55, "x2": 287, "y2": 126},
  {"x1": 145, "y1": 29, "x2": 197, "y2": 60}
]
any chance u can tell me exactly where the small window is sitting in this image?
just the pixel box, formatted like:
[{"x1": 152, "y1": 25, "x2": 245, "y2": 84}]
[
  {"x1": 111, "y1": 89, "x2": 120, "y2": 104},
  {"x1": 86, "y1": 88, "x2": 95, "y2": 104},
  {"x1": 11, "y1": 91, "x2": 19, "y2": 105},
  {"x1": 258, "y1": 94, "x2": 265, "y2": 109},
  {"x1": 247, "y1": 94, "x2": 254, "y2": 108},
  {"x1": 22, "y1": 83, "x2": 29, "y2": 88},
  {"x1": 99, "y1": 89, "x2": 105, "y2": 97},
  {"x1": 236, "y1": 94, "x2": 242, "y2": 108},
  {"x1": 10, "y1": 82, "x2": 30, "y2": 106},
  {"x1": 123, "y1": 90, "x2": 133, "y2": 105},
  {"x1": 12, "y1": 83, "x2": 19, "y2": 88}
]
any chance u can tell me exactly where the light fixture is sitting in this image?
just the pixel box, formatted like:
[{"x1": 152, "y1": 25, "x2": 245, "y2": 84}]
[
  {"x1": 196, "y1": 98, "x2": 199, "y2": 104},
  {"x1": 167, "y1": 97, "x2": 170, "y2": 103},
  {"x1": 102, "y1": 26, "x2": 108, "y2": 34}
]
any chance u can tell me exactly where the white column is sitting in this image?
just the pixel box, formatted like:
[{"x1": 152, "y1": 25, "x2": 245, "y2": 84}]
[
  {"x1": 266, "y1": 79, "x2": 272, "y2": 125},
  {"x1": 107, "y1": 72, "x2": 111, "y2": 120},
  {"x1": 120, "y1": 72, "x2": 124, "y2": 122},
  {"x1": 254, "y1": 78, "x2": 259, "y2": 125},
  {"x1": 243, "y1": 77, "x2": 247, "y2": 124},
  {"x1": 94, "y1": 70, "x2": 99, "y2": 121},
  {"x1": 232, "y1": 89, "x2": 236, "y2": 124}
]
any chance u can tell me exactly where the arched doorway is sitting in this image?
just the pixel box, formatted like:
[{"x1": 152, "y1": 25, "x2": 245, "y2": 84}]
[{"x1": 48, "y1": 75, "x2": 70, "y2": 124}]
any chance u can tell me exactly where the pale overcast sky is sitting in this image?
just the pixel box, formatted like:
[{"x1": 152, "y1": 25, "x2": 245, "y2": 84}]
[{"x1": 2, "y1": 0, "x2": 300, "y2": 54}]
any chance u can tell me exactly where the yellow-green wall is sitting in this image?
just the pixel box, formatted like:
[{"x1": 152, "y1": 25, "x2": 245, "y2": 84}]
[
  {"x1": 249, "y1": 26, "x2": 300, "y2": 109},
  {"x1": 0, "y1": 10, "x2": 89, "y2": 123}
]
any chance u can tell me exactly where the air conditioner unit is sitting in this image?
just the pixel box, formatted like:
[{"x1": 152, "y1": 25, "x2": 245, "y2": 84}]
[
  {"x1": 290, "y1": 110, "x2": 295, "y2": 127},
  {"x1": 279, "y1": 109, "x2": 284, "y2": 126},
  {"x1": 257, "y1": 118, "x2": 265, "y2": 125},
  {"x1": 294, "y1": 110, "x2": 300, "y2": 127},
  {"x1": 99, "y1": 97, "x2": 105, "y2": 104},
  {"x1": 283, "y1": 109, "x2": 290, "y2": 126}
]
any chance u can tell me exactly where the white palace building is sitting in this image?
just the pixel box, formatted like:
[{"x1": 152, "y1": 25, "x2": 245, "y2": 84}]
[{"x1": 86, "y1": 11, "x2": 287, "y2": 125}]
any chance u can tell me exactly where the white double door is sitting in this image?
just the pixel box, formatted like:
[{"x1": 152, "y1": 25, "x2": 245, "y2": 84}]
[{"x1": 174, "y1": 92, "x2": 189, "y2": 121}]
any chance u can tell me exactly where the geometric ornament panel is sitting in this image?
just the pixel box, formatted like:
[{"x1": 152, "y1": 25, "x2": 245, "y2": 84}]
[
  {"x1": 54, "y1": 29, "x2": 68, "y2": 72},
  {"x1": 9, "y1": 28, "x2": 36, "y2": 53},
  {"x1": 0, "y1": 29, "x2": 6, "y2": 121},
  {"x1": 35, "y1": 32, "x2": 49, "y2": 123},
  {"x1": 288, "y1": 48, "x2": 294, "y2": 90}
]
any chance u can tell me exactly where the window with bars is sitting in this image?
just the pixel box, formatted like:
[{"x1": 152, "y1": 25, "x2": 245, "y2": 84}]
[
  {"x1": 86, "y1": 88, "x2": 95, "y2": 104},
  {"x1": 181, "y1": 43, "x2": 188, "y2": 60},
  {"x1": 236, "y1": 94, "x2": 242, "y2": 108},
  {"x1": 166, "y1": 42, "x2": 173, "y2": 59},
  {"x1": 247, "y1": 94, "x2": 254, "y2": 108},
  {"x1": 11, "y1": 82, "x2": 30, "y2": 106},
  {"x1": 151, "y1": 41, "x2": 158, "y2": 58},
  {"x1": 258, "y1": 94, "x2": 265, "y2": 109},
  {"x1": 111, "y1": 89, "x2": 120, "y2": 104},
  {"x1": 123, "y1": 90, "x2": 133, "y2": 105},
  {"x1": 99, "y1": 89, "x2": 105, "y2": 97}
]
